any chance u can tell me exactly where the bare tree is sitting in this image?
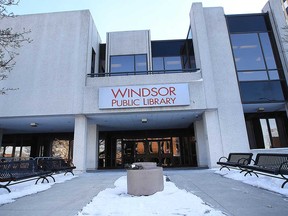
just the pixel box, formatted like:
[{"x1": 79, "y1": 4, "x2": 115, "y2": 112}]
[{"x1": 0, "y1": 0, "x2": 31, "y2": 95}]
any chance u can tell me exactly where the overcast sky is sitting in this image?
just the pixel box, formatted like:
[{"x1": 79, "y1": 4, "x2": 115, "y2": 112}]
[{"x1": 10, "y1": 0, "x2": 269, "y2": 41}]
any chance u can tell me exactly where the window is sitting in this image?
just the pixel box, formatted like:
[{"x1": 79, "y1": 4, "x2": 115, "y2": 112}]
[
  {"x1": 239, "y1": 81, "x2": 285, "y2": 103},
  {"x1": 91, "y1": 48, "x2": 96, "y2": 74},
  {"x1": 246, "y1": 113, "x2": 288, "y2": 149},
  {"x1": 227, "y1": 14, "x2": 286, "y2": 104},
  {"x1": 231, "y1": 32, "x2": 281, "y2": 83},
  {"x1": 152, "y1": 56, "x2": 182, "y2": 71},
  {"x1": 110, "y1": 54, "x2": 147, "y2": 74},
  {"x1": 231, "y1": 33, "x2": 266, "y2": 71},
  {"x1": 151, "y1": 39, "x2": 196, "y2": 72}
]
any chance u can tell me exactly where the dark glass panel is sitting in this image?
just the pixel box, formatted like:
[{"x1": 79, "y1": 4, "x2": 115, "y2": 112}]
[
  {"x1": 259, "y1": 33, "x2": 277, "y2": 69},
  {"x1": 231, "y1": 33, "x2": 265, "y2": 70},
  {"x1": 151, "y1": 40, "x2": 185, "y2": 57},
  {"x1": 239, "y1": 81, "x2": 285, "y2": 103},
  {"x1": 238, "y1": 71, "x2": 268, "y2": 81},
  {"x1": 164, "y1": 56, "x2": 182, "y2": 70},
  {"x1": 99, "y1": 44, "x2": 106, "y2": 73},
  {"x1": 110, "y1": 55, "x2": 134, "y2": 73},
  {"x1": 226, "y1": 14, "x2": 269, "y2": 33},
  {"x1": 152, "y1": 57, "x2": 164, "y2": 70},
  {"x1": 268, "y1": 70, "x2": 280, "y2": 80},
  {"x1": 135, "y1": 55, "x2": 147, "y2": 72}
]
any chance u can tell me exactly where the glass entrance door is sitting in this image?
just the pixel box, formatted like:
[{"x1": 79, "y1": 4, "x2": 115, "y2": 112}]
[{"x1": 98, "y1": 129, "x2": 197, "y2": 169}]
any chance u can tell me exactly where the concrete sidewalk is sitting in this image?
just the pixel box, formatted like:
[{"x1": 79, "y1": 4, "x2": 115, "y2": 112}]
[
  {"x1": 0, "y1": 169, "x2": 288, "y2": 216},
  {"x1": 165, "y1": 169, "x2": 288, "y2": 216}
]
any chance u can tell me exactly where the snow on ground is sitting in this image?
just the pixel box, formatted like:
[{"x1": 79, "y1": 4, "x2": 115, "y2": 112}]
[
  {"x1": 0, "y1": 174, "x2": 77, "y2": 205},
  {"x1": 77, "y1": 176, "x2": 225, "y2": 216},
  {"x1": 1, "y1": 169, "x2": 288, "y2": 215},
  {"x1": 215, "y1": 169, "x2": 288, "y2": 197}
]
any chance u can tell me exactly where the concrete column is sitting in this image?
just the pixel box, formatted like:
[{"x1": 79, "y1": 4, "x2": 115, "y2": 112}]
[
  {"x1": 194, "y1": 120, "x2": 208, "y2": 167},
  {"x1": 190, "y1": 3, "x2": 250, "y2": 158},
  {"x1": 73, "y1": 115, "x2": 88, "y2": 172},
  {"x1": 86, "y1": 124, "x2": 98, "y2": 170},
  {"x1": 189, "y1": 3, "x2": 218, "y2": 109},
  {"x1": 202, "y1": 110, "x2": 223, "y2": 168}
]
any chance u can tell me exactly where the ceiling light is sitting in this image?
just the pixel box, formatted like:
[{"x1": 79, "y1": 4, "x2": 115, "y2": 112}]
[
  {"x1": 141, "y1": 118, "x2": 148, "y2": 123},
  {"x1": 30, "y1": 123, "x2": 38, "y2": 127}
]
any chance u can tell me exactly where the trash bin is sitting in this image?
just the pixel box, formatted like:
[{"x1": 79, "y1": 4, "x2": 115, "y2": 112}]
[{"x1": 127, "y1": 162, "x2": 164, "y2": 196}]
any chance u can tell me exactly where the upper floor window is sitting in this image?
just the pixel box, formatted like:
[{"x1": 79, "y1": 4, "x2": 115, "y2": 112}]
[
  {"x1": 153, "y1": 56, "x2": 182, "y2": 71},
  {"x1": 151, "y1": 39, "x2": 196, "y2": 72},
  {"x1": 110, "y1": 54, "x2": 147, "y2": 74},
  {"x1": 226, "y1": 14, "x2": 286, "y2": 104},
  {"x1": 231, "y1": 32, "x2": 279, "y2": 81},
  {"x1": 91, "y1": 48, "x2": 96, "y2": 74}
]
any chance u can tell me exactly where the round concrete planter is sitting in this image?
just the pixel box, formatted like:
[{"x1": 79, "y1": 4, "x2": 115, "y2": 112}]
[{"x1": 127, "y1": 162, "x2": 164, "y2": 196}]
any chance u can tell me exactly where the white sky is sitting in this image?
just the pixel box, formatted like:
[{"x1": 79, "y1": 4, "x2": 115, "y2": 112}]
[{"x1": 10, "y1": 0, "x2": 269, "y2": 41}]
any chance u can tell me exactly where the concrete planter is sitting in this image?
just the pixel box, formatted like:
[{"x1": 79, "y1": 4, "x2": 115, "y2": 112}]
[{"x1": 127, "y1": 162, "x2": 164, "y2": 196}]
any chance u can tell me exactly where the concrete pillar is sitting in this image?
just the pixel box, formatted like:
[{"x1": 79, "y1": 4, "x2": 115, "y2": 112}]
[
  {"x1": 194, "y1": 120, "x2": 208, "y2": 167},
  {"x1": 86, "y1": 124, "x2": 98, "y2": 170},
  {"x1": 190, "y1": 3, "x2": 250, "y2": 159},
  {"x1": 73, "y1": 115, "x2": 88, "y2": 172},
  {"x1": 202, "y1": 110, "x2": 224, "y2": 168},
  {"x1": 189, "y1": 3, "x2": 218, "y2": 109}
]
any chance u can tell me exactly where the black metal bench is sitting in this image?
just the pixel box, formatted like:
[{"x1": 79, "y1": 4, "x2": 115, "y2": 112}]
[
  {"x1": 0, "y1": 160, "x2": 53, "y2": 193},
  {"x1": 238, "y1": 153, "x2": 288, "y2": 188},
  {"x1": 38, "y1": 158, "x2": 76, "y2": 176},
  {"x1": 217, "y1": 153, "x2": 253, "y2": 171}
]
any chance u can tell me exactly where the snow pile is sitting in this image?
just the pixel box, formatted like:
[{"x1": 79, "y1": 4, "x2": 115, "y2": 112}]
[
  {"x1": 0, "y1": 174, "x2": 77, "y2": 205},
  {"x1": 77, "y1": 176, "x2": 225, "y2": 216},
  {"x1": 215, "y1": 169, "x2": 288, "y2": 197}
]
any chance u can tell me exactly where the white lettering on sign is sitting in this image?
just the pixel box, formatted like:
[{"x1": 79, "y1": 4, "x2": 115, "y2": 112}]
[{"x1": 99, "y1": 83, "x2": 190, "y2": 109}]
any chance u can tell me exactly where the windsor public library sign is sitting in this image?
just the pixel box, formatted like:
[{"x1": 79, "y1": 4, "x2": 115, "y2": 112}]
[{"x1": 99, "y1": 83, "x2": 190, "y2": 109}]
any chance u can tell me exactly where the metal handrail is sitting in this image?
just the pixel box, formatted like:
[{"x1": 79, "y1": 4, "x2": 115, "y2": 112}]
[{"x1": 87, "y1": 68, "x2": 200, "y2": 77}]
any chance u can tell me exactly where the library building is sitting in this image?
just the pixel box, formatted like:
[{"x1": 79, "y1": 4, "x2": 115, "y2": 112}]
[{"x1": 0, "y1": 0, "x2": 288, "y2": 171}]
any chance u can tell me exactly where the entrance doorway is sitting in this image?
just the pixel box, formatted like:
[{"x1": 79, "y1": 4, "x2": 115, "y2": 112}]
[
  {"x1": 98, "y1": 128, "x2": 197, "y2": 169},
  {"x1": 123, "y1": 138, "x2": 175, "y2": 166}
]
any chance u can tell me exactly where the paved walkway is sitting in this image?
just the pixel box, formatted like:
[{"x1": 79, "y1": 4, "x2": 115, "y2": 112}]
[
  {"x1": 0, "y1": 169, "x2": 288, "y2": 216},
  {"x1": 165, "y1": 169, "x2": 288, "y2": 216}
]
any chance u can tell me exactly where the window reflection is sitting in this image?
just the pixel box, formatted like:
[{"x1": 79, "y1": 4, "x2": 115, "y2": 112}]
[
  {"x1": 152, "y1": 56, "x2": 182, "y2": 71},
  {"x1": 135, "y1": 55, "x2": 147, "y2": 71},
  {"x1": 259, "y1": 33, "x2": 277, "y2": 69},
  {"x1": 269, "y1": 119, "x2": 281, "y2": 147},
  {"x1": 164, "y1": 56, "x2": 182, "y2": 70},
  {"x1": 268, "y1": 70, "x2": 280, "y2": 80},
  {"x1": 149, "y1": 141, "x2": 158, "y2": 154},
  {"x1": 110, "y1": 55, "x2": 134, "y2": 73},
  {"x1": 110, "y1": 54, "x2": 147, "y2": 74},
  {"x1": 260, "y1": 118, "x2": 281, "y2": 149},
  {"x1": 260, "y1": 119, "x2": 271, "y2": 149},
  {"x1": 238, "y1": 71, "x2": 268, "y2": 81},
  {"x1": 239, "y1": 81, "x2": 285, "y2": 103},
  {"x1": 136, "y1": 142, "x2": 145, "y2": 155},
  {"x1": 152, "y1": 57, "x2": 164, "y2": 71},
  {"x1": 231, "y1": 33, "x2": 265, "y2": 70}
]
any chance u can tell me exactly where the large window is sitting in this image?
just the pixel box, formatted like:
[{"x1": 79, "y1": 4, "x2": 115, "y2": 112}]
[
  {"x1": 151, "y1": 39, "x2": 196, "y2": 72},
  {"x1": 227, "y1": 14, "x2": 286, "y2": 104},
  {"x1": 110, "y1": 54, "x2": 147, "y2": 74},
  {"x1": 231, "y1": 33, "x2": 279, "y2": 81}
]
